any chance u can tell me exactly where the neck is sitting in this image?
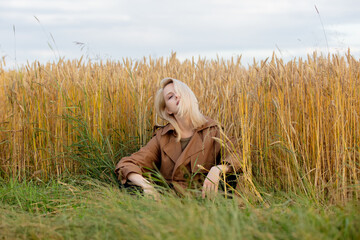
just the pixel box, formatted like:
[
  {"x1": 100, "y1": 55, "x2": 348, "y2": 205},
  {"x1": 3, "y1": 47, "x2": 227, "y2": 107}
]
[{"x1": 174, "y1": 114, "x2": 194, "y2": 137}]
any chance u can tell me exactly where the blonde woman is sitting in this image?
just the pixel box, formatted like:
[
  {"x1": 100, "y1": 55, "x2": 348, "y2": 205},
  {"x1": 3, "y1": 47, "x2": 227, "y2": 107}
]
[{"x1": 115, "y1": 78, "x2": 241, "y2": 199}]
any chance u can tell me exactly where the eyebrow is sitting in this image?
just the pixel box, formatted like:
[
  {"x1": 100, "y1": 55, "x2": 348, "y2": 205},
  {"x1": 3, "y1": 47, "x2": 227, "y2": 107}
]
[{"x1": 166, "y1": 92, "x2": 174, "y2": 97}]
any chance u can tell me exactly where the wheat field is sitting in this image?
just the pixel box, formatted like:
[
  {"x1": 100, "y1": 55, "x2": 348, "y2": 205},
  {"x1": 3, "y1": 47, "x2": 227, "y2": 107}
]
[{"x1": 0, "y1": 51, "x2": 359, "y2": 203}]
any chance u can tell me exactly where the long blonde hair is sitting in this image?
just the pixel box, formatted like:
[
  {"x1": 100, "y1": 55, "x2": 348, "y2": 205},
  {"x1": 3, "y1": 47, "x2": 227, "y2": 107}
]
[{"x1": 155, "y1": 77, "x2": 207, "y2": 141}]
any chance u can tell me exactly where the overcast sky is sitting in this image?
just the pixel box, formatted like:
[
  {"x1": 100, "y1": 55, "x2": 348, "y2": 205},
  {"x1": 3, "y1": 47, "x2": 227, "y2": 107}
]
[{"x1": 1, "y1": 0, "x2": 359, "y2": 68}]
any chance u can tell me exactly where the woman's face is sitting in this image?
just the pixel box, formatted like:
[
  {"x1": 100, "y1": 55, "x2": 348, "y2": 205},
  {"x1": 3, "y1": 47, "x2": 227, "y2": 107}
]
[{"x1": 163, "y1": 83, "x2": 180, "y2": 115}]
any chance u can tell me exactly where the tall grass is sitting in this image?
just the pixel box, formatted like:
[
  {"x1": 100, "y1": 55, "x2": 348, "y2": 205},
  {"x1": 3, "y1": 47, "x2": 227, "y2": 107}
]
[
  {"x1": 1, "y1": 178, "x2": 359, "y2": 240},
  {"x1": 0, "y1": 51, "x2": 359, "y2": 203}
]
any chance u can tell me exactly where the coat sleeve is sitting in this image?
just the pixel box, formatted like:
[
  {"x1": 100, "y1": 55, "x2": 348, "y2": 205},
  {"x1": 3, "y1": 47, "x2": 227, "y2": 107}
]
[
  {"x1": 213, "y1": 126, "x2": 242, "y2": 173},
  {"x1": 115, "y1": 130, "x2": 161, "y2": 184}
]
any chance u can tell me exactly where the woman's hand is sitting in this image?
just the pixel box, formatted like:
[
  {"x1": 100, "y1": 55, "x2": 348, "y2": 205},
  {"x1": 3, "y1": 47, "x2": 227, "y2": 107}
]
[
  {"x1": 202, "y1": 166, "x2": 221, "y2": 199},
  {"x1": 202, "y1": 165, "x2": 231, "y2": 199},
  {"x1": 143, "y1": 184, "x2": 161, "y2": 201},
  {"x1": 127, "y1": 173, "x2": 160, "y2": 201}
]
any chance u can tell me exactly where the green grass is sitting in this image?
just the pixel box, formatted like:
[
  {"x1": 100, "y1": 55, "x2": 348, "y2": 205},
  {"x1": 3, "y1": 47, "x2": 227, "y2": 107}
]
[{"x1": 0, "y1": 178, "x2": 359, "y2": 240}]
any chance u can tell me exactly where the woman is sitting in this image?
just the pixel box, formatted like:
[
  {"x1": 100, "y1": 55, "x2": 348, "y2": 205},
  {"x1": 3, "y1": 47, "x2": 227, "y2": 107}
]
[{"x1": 115, "y1": 77, "x2": 241, "y2": 199}]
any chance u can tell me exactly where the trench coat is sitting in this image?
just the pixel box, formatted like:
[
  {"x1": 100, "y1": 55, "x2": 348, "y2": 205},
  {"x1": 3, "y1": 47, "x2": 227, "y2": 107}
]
[{"x1": 115, "y1": 117, "x2": 241, "y2": 190}]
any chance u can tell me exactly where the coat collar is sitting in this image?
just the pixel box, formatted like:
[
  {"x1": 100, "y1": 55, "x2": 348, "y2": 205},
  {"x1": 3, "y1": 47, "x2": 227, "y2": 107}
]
[
  {"x1": 160, "y1": 116, "x2": 218, "y2": 136},
  {"x1": 163, "y1": 129, "x2": 209, "y2": 180},
  {"x1": 161, "y1": 117, "x2": 219, "y2": 178}
]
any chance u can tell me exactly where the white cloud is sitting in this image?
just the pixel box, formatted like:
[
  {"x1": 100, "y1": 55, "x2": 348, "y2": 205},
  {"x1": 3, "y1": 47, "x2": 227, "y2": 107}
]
[
  {"x1": 326, "y1": 23, "x2": 360, "y2": 46},
  {"x1": 0, "y1": 0, "x2": 359, "y2": 68},
  {"x1": 2, "y1": 0, "x2": 115, "y2": 12}
]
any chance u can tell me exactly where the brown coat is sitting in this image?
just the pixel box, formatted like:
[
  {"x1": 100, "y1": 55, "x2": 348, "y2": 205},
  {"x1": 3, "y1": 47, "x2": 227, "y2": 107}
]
[{"x1": 115, "y1": 117, "x2": 241, "y2": 189}]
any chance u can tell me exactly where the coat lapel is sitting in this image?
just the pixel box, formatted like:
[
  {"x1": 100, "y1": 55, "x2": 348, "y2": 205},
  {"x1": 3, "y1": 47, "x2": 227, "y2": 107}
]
[
  {"x1": 163, "y1": 137, "x2": 182, "y2": 164},
  {"x1": 172, "y1": 132, "x2": 205, "y2": 178},
  {"x1": 161, "y1": 117, "x2": 219, "y2": 179}
]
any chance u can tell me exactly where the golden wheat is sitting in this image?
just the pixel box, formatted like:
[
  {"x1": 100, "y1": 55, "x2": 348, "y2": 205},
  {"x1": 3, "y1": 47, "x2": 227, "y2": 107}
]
[{"x1": 0, "y1": 51, "x2": 359, "y2": 203}]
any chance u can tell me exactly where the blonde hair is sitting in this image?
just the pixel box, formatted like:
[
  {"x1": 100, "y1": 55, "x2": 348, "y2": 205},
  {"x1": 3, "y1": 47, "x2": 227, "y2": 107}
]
[{"x1": 155, "y1": 77, "x2": 207, "y2": 141}]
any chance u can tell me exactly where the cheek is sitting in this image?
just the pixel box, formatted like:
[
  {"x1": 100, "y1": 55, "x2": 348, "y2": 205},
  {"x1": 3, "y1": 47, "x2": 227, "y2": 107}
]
[
  {"x1": 165, "y1": 101, "x2": 172, "y2": 111},
  {"x1": 166, "y1": 99, "x2": 173, "y2": 106}
]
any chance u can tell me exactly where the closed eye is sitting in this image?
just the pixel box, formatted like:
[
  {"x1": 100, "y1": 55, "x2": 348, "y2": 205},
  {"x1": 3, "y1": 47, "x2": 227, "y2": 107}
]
[{"x1": 168, "y1": 95, "x2": 173, "y2": 100}]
